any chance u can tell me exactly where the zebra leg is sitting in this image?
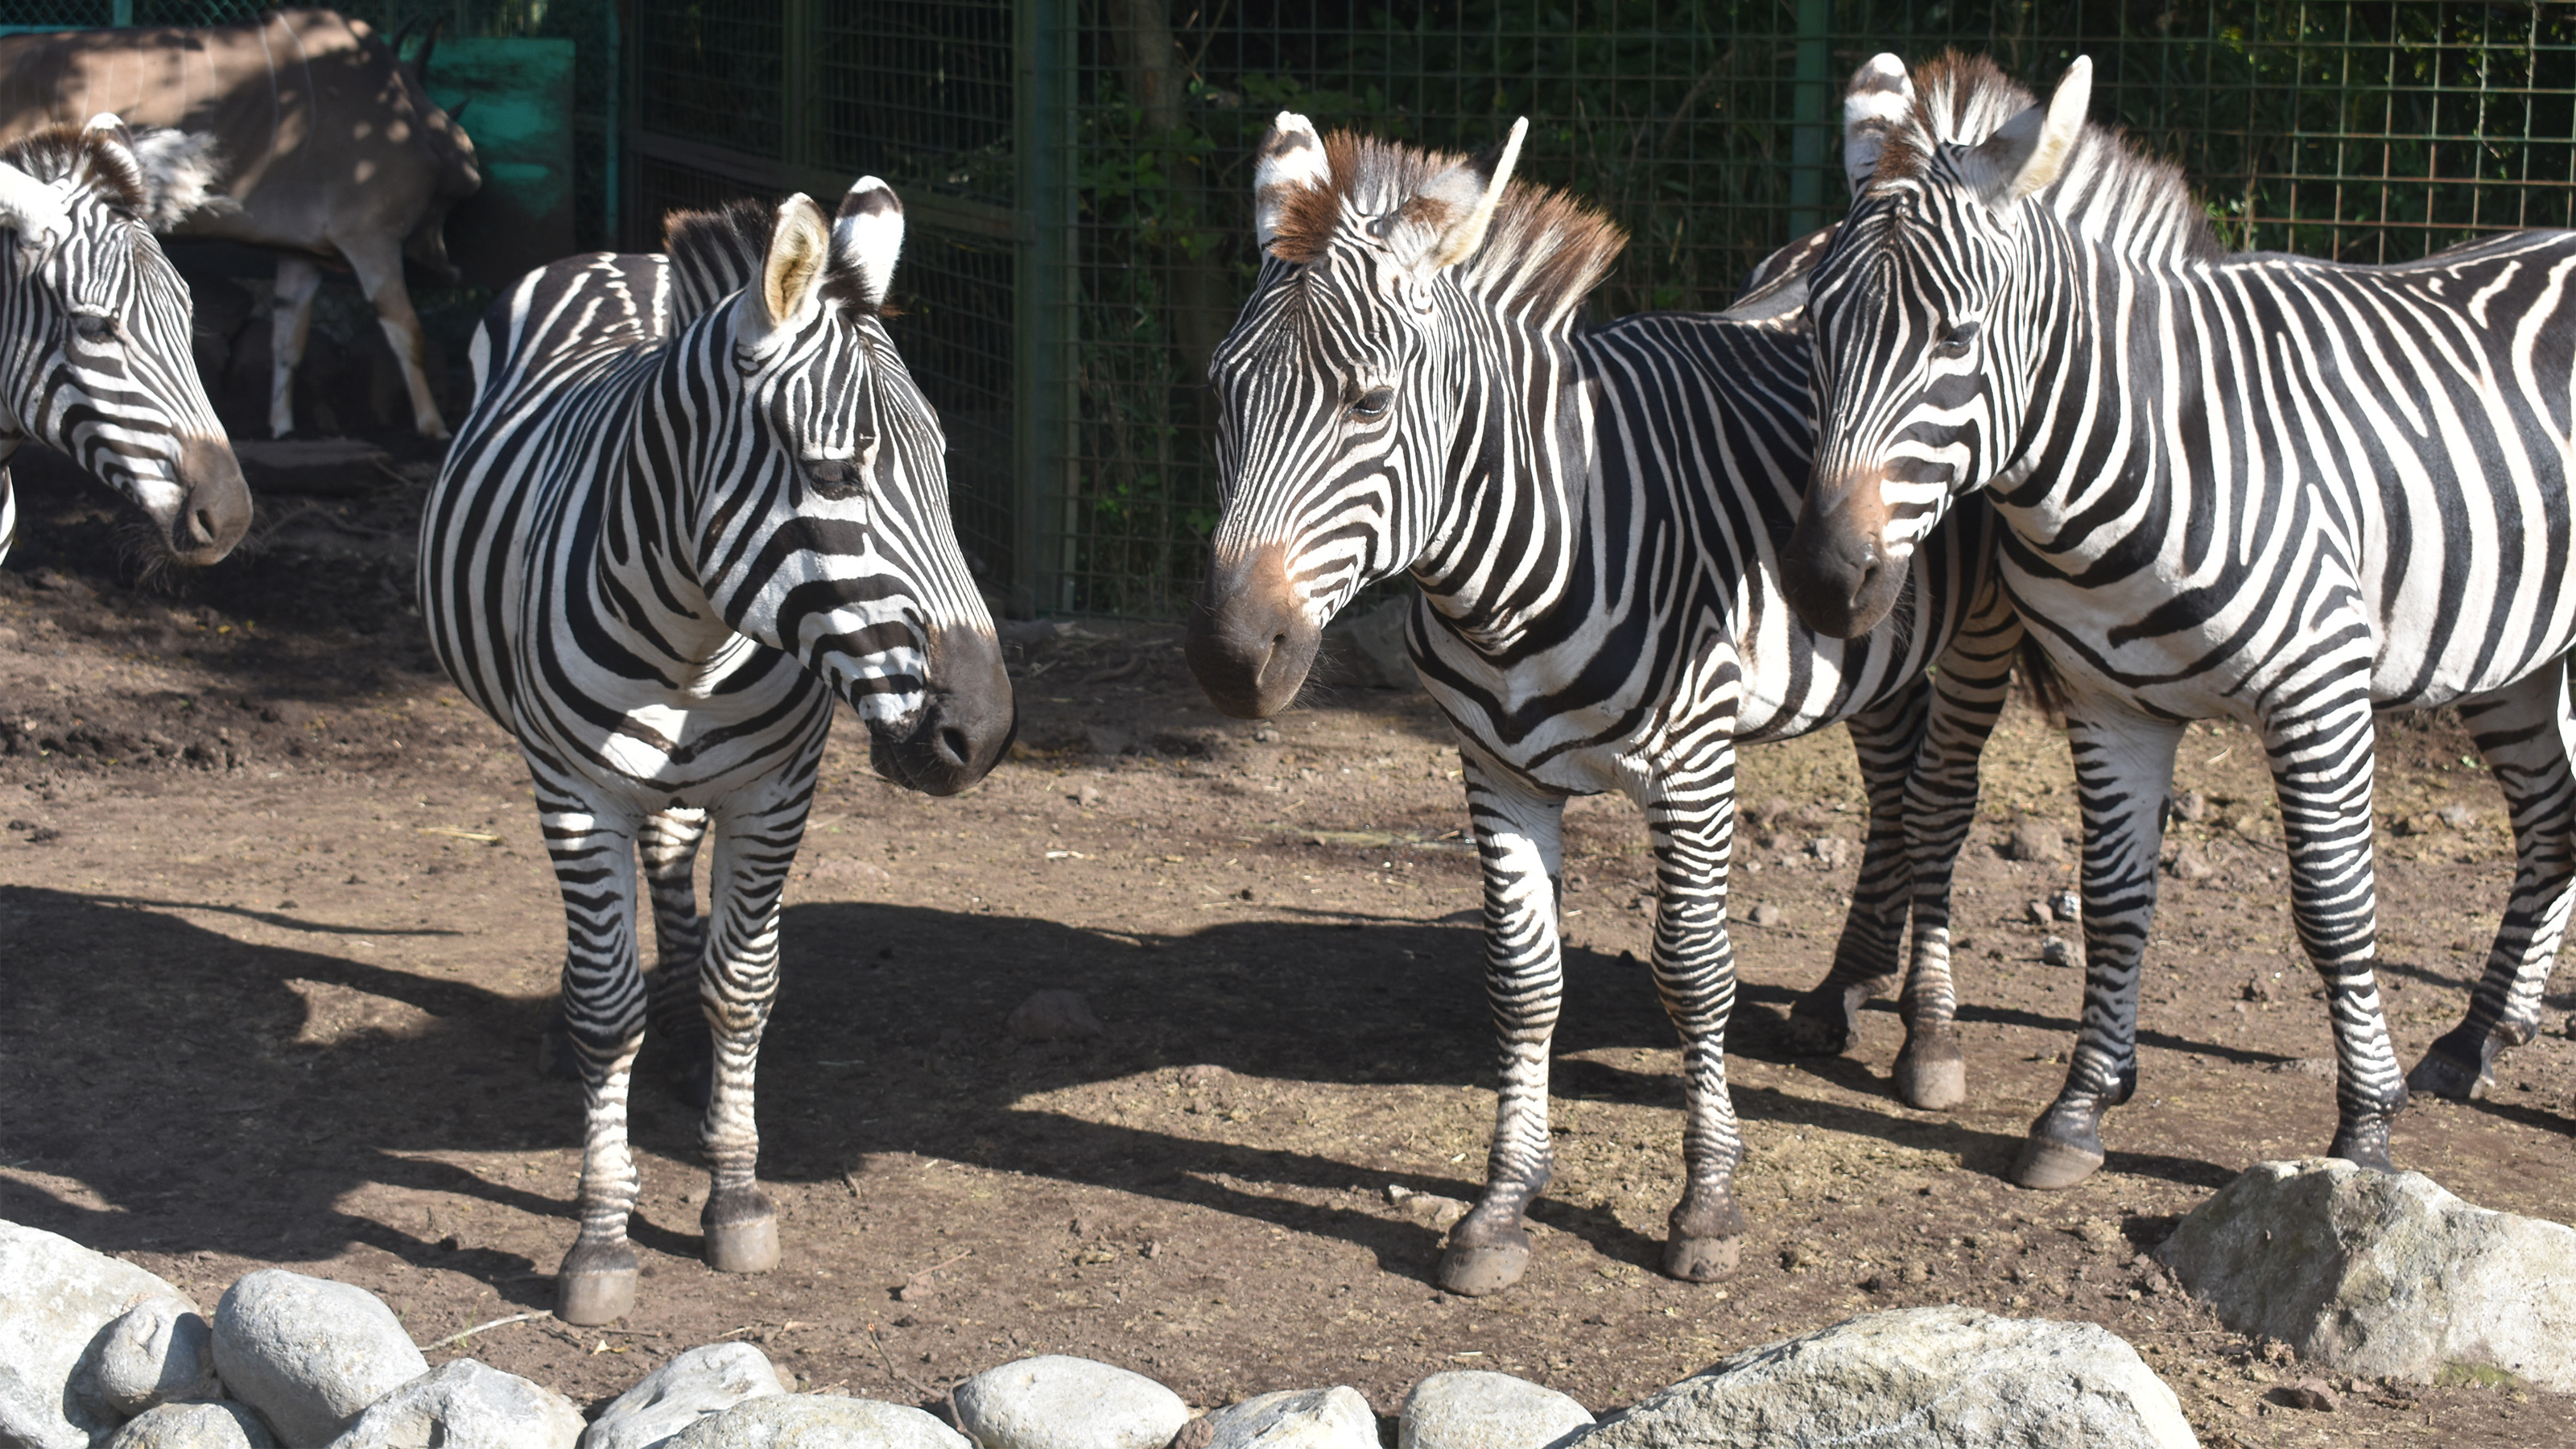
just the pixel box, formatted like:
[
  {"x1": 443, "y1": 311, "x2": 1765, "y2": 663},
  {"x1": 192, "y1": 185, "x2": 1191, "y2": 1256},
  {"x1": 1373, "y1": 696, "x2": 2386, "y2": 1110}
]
[
  {"x1": 539, "y1": 786, "x2": 650, "y2": 1326},
  {"x1": 641, "y1": 806, "x2": 715, "y2": 1108},
  {"x1": 1648, "y1": 738, "x2": 1748, "y2": 1280},
  {"x1": 693, "y1": 762, "x2": 818, "y2": 1275},
  {"x1": 1890, "y1": 591, "x2": 2021, "y2": 1109},
  {"x1": 2013, "y1": 708, "x2": 2182, "y2": 1191},
  {"x1": 1439, "y1": 753, "x2": 1567, "y2": 1298},
  {"x1": 1779, "y1": 687, "x2": 1923, "y2": 1059},
  {"x1": 268, "y1": 256, "x2": 320, "y2": 440},
  {"x1": 2407, "y1": 667, "x2": 2576, "y2": 1100},
  {"x1": 2264, "y1": 699, "x2": 2409, "y2": 1169}
]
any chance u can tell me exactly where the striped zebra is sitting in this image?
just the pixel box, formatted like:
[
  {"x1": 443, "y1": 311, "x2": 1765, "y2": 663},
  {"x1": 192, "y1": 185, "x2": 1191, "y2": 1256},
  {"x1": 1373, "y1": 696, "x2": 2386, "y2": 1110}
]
[
  {"x1": 420, "y1": 180, "x2": 1014, "y2": 1325},
  {"x1": 1187, "y1": 114, "x2": 2021, "y2": 1294},
  {"x1": 0, "y1": 118, "x2": 245, "y2": 571},
  {"x1": 1781, "y1": 51, "x2": 2576, "y2": 1190}
]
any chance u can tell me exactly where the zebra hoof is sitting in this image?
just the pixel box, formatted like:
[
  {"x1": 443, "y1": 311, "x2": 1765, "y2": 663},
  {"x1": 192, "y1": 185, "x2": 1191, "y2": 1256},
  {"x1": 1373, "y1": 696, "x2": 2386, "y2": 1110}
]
[
  {"x1": 2010, "y1": 1134, "x2": 2105, "y2": 1191},
  {"x1": 1896, "y1": 1041, "x2": 1967, "y2": 1108},
  {"x1": 2327, "y1": 1120, "x2": 2398, "y2": 1174},
  {"x1": 703, "y1": 1189, "x2": 781, "y2": 1274},
  {"x1": 2404, "y1": 1046, "x2": 2491, "y2": 1103},
  {"x1": 1437, "y1": 1240, "x2": 1530, "y2": 1297},
  {"x1": 556, "y1": 1242, "x2": 638, "y2": 1325},
  {"x1": 1662, "y1": 1232, "x2": 1741, "y2": 1282}
]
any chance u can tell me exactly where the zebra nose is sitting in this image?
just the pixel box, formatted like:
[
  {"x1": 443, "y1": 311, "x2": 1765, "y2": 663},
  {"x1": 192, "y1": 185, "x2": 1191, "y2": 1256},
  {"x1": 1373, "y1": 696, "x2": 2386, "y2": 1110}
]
[
  {"x1": 1781, "y1": 476, "x2": 1896, "y2": 638},
  {"x1": 1187, "y1": 544, "x2": 1317, "y2": 718},
  {"x1": 876, "y1": 620, "x2": 1014, "y2": 795},
  {"x1": 170, "y1": 436, "x2": 250, "y2": 564}
]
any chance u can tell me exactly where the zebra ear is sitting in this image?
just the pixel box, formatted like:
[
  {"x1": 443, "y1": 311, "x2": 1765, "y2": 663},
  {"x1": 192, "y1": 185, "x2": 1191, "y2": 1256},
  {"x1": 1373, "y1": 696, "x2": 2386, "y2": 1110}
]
[
  {"x1": 834, "y1": 176, "x2": 904, "y2": 307},
  {"x1": 1843, "y1": 54, "x2": 1913, "y2": 197},
  {"x1": 1961, "y1": 56, "x2": 2091, "y2": 212},
  {"x1": 0, "y1": 159, "x2": 67, "y2": 245},
  {"x1": 1254, "y1": 112, "x2": 1331, "y2": 257},
  {"x1": 760, "y1": 193, "x2": 832, "y2": 328},
  {"x1": 126, "y1": 128, "x2": 232, "y2": 231},
  {"x1": 1386, "y1": 117, "x2": 1526, "y2": 277}
]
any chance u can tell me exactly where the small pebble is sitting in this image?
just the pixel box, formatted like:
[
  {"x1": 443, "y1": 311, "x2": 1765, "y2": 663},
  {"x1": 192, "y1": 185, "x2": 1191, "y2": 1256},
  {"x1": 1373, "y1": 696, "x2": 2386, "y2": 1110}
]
[
  {"x1": 2040, "y1": 936, "x2": 2074, "y2": 967},
  {"x1": 2437, "y1": 803, "x2": 2478, "y2": 829},
  {"x1": 1748, "y1": 903, "x2": 1783, "y2": 927},
  {"x1": 2025, "y1": 899, "x2": 2052, "y2": 927},
  {"x1": 2279, "y1": 1378, "x2": 2339, "y2": 1412},
  {"x1": 2048, "y1": 889, "x2": 2080, "y2": 922},
  {"x1": 1075, "y1": 784, "x2": 1103, "y2": 807}
]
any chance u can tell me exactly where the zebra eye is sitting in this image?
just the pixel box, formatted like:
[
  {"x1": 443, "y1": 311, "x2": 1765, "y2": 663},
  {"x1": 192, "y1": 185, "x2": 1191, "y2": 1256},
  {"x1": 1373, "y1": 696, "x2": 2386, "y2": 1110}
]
[
  {"x1": 70, "y1": 312, "x2": 118, "y2": 344},
  {"x1": 805, "y1": 456, "x2": 865, "y2": 501},
  {"x1": 1933, "y1": 320, "x2": 1979, "y2": 357},
  {"x1": 1349, "y1": 386, "x2": 1395, "y2": 420}
]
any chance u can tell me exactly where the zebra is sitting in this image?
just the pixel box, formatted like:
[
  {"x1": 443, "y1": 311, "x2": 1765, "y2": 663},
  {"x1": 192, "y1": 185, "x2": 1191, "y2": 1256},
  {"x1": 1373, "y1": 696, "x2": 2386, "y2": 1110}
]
[
  {"x1": 1186, "y1": 114, "x2": 2022, "y2": 1295},
  {"x1": 0, "y1": 117, "x2": 246, "y2": 572},
  {"x1": 1780, "y1": 50, "x2": 2576, "y2": 1191},
  {"x1": 419, "y1": 179, "x2": 1016, "y2": 1325}
]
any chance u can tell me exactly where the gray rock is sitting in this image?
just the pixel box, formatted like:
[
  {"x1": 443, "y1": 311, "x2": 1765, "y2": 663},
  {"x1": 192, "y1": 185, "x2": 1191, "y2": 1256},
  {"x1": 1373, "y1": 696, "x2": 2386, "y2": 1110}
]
[
  {"x1": 1745, "y1": 903, "x2": 1782, "y2": 928},
  {"x1": 1199, "y1": 1388, "x2": 1377, "y2": 1449},
  {"x1": 1400, "y1": 1370, "x2": 1592, "y2": 1449},
  {"x1": 582, "y1": 1344, "x2": 792, "y2": 1449},
  {"x1": 105, "y1": 1402, "x2": 279, "y2": 1449},
  {"x1": 2040, "y1": 936, "x2": 2074, "y2": 968},
  {"x1": 2157, "y1": 1157, "x2": 2576, "y2": 1391},
  {"x1": 324, "y1": 1358, "x2": 582, "y2": 1449},
  {"x1": 2165, "y1": 845, "x2": 2215, "y2": 881},
  {"x1": 663, "y1": 1396, "x2": 971, "y2": 1449},
  {"x1": 952, "y1": 1356, "x2": 1187, "y2": 1449},
  {"x1": 1565, "y1": 1306, "x2": 2193, "y2": 1449},
  {"x1": 210, "y1": 1270, "x2": 427, "y2": 1447},
  {"x1": 1007, "y1": 991, "x2": 1104, "y2": 1042},
  {"x1": 2004, "y1": 819, "x2": 2066, "y2": 864},
  {"x1": 2025, "y1": 899, "x2": 2054, "y2": 927},
  {"x1": 1323, "y1": 598, "x2": 1415, "y2": 690},
  {"x1": 0, "y1": 1217, "x2": 192, "y2": 1449},
  {"x1": 2168, "y1": 790, "x2": 2208, "y2": 825},
  {"x1": 1806, "y1": 836, "x2": 1853, "y2": 871},
  {"x1": 93, "y1": 1294, "x2": 220, "y2": 1418},
  {"x1": 2047, "y1": 889, "x2": 2081, "y2": 923}
]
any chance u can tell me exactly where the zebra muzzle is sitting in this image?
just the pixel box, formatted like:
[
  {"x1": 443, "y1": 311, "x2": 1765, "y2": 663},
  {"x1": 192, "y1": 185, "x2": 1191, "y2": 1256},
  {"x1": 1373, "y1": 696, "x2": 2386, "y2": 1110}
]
[{"x1": 1186, "y1": 543, "x2": 1319, "y2": 719}]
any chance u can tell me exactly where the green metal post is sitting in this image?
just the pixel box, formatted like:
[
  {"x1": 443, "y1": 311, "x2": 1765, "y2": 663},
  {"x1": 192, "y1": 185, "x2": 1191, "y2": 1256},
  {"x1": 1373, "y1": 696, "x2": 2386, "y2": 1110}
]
[
  {"x1": 1788, "y1": 0, "x2": 1834, "y2": 236},
  {"x1": 1013, "y1": 0, "x2": 1073, "y2": 617},
  {"x1": 781, "y1": 0, "x2": 816, "y2": 166}
]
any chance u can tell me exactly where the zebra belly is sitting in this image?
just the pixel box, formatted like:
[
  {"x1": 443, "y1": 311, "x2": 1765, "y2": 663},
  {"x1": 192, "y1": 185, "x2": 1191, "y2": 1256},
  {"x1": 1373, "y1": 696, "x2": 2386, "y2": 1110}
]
[{"x1": 502, "y1": 663, "x2": 836, "y2": 811}]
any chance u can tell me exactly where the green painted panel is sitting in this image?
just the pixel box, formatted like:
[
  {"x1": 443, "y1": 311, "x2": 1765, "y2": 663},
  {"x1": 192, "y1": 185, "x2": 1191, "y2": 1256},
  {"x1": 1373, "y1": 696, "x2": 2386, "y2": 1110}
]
[{"x1": 427, "y1": 36, "x2": 575, "y2": 287}]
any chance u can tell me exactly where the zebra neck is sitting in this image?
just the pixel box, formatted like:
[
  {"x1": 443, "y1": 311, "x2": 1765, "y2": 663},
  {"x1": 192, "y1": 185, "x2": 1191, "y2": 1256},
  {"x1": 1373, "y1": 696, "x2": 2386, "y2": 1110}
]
[
  {"x1": 1407, "y1": 324, "x2": 1592, "y2": 653},
  {"x1": 588, "y1": 350, "x2": 757, "y2": 674}
]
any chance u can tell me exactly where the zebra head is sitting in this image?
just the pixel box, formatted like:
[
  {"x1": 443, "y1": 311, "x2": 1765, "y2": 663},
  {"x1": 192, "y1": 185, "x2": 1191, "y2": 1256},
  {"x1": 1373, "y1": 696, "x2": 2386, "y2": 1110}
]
[
  {"x1": 0, "y1": 117, "x2": 246, "y2": 566},
  {"x1": 1781, "y1": 53, "x2": 2093, "y2": 638},
  {"x1": 1187, "y1": 114, "x2": 1543, "y2": 718},
  {"x1": 696, "y1": 182, "x2": 1013, "y2": 795}
]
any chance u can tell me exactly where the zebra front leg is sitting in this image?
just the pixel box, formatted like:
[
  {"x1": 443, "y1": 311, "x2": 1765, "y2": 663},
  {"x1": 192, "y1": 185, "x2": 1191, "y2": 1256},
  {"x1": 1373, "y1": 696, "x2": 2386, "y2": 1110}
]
[
  {"x1": 2407, "y1": 667, "x2": 2576, "y2": 1100},
  {"x1": 2265, "y1": 700, "x2": 2408, "y2": 1168},
  {"x1": 1439, "y1": 754, "x2": 1567, "y2": 1298},
  {"x1": 539, "y1": 792, "x2": 650, "y2": 1325},
  {"x1": 1891, "y1": 584, "x2": 2021, "y2": 1109},
  {"x1": 1780, "y1": 686, "x2": 1923, "y2": 1059},
  {"x1": 641, "y1": 806, "x2": 715, "y2": 1108},
  {"x1": 694, "y1": 767, "x2": 817, "y2": 1275},
  {"x1": 1647, "y1": 739, "x2": 1748, "y2": 1279},
  {"x1": 2013, "y1": 709, "x2": 2182, "y2": 1190}
]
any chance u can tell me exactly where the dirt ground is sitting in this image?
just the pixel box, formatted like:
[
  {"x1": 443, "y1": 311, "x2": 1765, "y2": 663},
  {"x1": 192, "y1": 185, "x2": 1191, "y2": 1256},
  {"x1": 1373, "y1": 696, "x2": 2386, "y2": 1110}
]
[{"x1": 2, "y1": 448, "x2": 2572, "y2": 1449}]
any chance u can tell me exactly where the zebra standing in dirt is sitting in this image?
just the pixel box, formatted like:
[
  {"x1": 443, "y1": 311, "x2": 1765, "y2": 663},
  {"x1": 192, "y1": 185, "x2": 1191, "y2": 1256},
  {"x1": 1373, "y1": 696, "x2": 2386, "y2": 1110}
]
[
  {"x1": 1781, "y1": 52, "x2": 2576, "y2": 1189},
  {"x1": 1187, "y1": 114, "x2": 2022, "y2": 1294},
  {"x1": 420, "y1": 180, "x2": 1014, "y2": 1325},
  {"x1": 0, "y1": 118, "x2": 245, "y2": 570}
]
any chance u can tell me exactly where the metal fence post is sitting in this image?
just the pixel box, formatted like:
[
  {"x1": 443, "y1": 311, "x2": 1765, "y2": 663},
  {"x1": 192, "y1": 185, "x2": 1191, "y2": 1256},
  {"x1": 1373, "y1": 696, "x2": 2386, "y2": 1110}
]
[
  {"x1": 1013, "y1": 0, "x2": 1072, "y2": 617},
  {"x1": 781, "y1": 0, "x2": 816, "y2": 168},
  {"x1": 1787, "y1": 0, "x2": 1834, "y2": 236}
]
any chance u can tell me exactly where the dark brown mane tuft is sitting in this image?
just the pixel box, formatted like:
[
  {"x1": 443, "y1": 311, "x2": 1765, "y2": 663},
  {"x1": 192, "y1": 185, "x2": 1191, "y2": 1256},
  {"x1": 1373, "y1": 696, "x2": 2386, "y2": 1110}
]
[{"x1": 0, "y1": 124, "x2": 148, "y2": 218}]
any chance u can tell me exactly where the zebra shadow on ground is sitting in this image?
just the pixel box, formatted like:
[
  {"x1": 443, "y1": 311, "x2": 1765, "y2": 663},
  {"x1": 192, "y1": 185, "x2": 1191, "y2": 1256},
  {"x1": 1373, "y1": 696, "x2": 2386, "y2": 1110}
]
[{"x1": 0, "y1": 886, "x2": 2256, "y2": 1290}]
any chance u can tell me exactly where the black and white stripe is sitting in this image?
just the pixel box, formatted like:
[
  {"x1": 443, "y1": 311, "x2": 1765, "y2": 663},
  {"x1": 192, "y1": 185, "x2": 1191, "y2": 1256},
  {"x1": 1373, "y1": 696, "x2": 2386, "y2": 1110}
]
[
  {"x1": 1783, "y1": 52, "x2": 2576, "y2": 1188},
  {"x1": 419, "y1": 180, "x2": 1013, "y2": 1324},
  {"x1": 0, "y1": 118, "x2": 244, "y2": 571},
  {"x1": 1187, "y1": 116, "x2": 2020, "y2": 1294}
]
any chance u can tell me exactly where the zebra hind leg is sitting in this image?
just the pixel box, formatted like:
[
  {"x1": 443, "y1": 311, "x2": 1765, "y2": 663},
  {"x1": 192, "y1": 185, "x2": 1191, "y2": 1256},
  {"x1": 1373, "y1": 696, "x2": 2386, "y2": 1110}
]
[
  {"x1": 2012, "y1": 712, "x2": 2182, "y2": 1191},
  {"x1": 2406, "y1": 667, "x2": 2576, "y2": 1100},
  {"x1": 1778, "y1": 687, "x2": 1922, "y2": 1060},
  {"x1": 1439, "y1": 758, "x2": 1567, "y2": 1297},
  {"x1": 641, "y1": 807, "x2": 715, "y2": 1108}
]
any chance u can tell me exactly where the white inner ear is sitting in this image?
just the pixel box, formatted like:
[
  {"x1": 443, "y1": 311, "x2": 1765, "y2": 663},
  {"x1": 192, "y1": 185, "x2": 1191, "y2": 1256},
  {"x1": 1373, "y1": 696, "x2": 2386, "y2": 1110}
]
[
  {"x1": 2008, "y1": 55, "x2": 2092, "y2": 201},
  {"x1": 1843, "y1": 53, "x2": 1914, "y2": 197},
  {"x1": 1393, "y1": 116, "x2": 1526, "y2": 277},
  {"x1": 835, "y1": 176, "x2": 905, "y2": 308},
  {"x1": 1253, "y1": 110, "x2": 1328, "y2": 254},
  {"x1": 762, "y1": 194, "x2": 832, "y2": 328},
  {"x1": 0, "y1": 162, "x2": 68, "y2": 245}
]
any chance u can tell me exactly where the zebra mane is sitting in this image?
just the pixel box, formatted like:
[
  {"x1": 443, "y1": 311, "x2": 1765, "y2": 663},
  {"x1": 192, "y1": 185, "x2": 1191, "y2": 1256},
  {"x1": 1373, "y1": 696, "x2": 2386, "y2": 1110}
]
[
  {"x1": 1267, "y1": 131, "x2": 1626, "y2": 328},
  {"x1": 1876, "y1": 51, "x2": 2222, "y2": 265},
  {"x1": 663, "y1": 196, "x2": 895, "y2": 325},
  {"x1": 0, "y1": 124, "x2": 149, "y2": 221}
]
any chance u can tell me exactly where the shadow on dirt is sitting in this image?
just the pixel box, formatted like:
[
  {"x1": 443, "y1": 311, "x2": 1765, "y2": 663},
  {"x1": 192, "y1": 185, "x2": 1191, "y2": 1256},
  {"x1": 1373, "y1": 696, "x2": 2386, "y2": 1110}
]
[{"x1": 0, "y1": 886, "x2": 2247, "y2": 1290}]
